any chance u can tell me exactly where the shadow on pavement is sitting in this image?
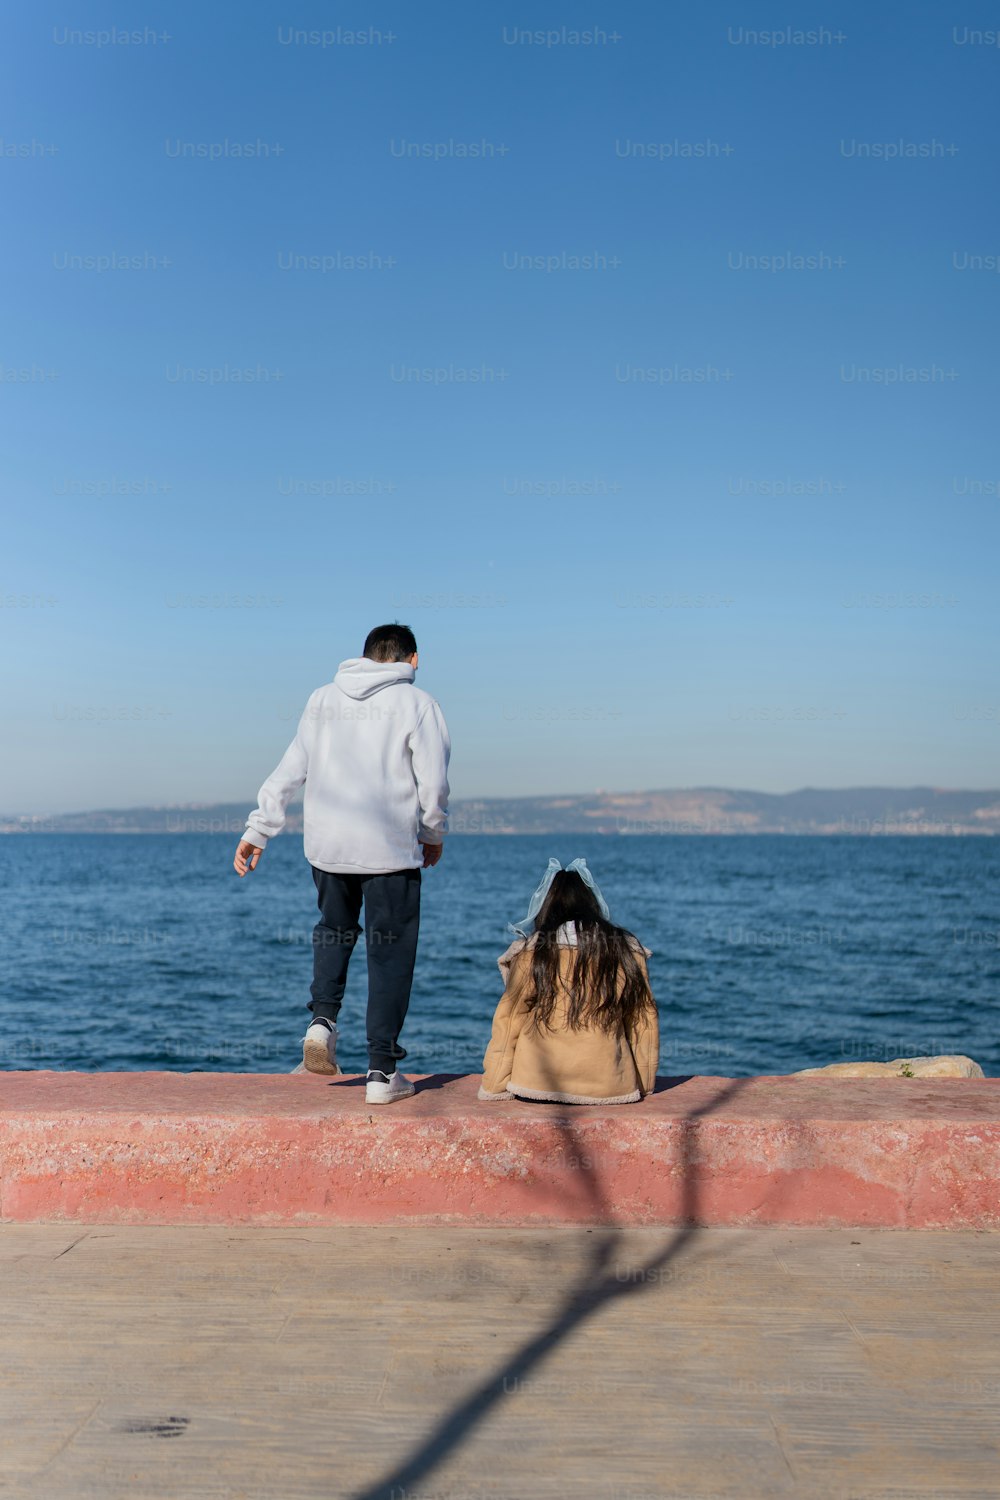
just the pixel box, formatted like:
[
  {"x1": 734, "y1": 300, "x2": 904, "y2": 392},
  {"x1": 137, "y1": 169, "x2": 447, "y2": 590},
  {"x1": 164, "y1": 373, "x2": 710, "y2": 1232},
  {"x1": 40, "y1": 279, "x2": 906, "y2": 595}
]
[{"x1": 351, "y1": 1065, "x2": 753, "y2": 1500}]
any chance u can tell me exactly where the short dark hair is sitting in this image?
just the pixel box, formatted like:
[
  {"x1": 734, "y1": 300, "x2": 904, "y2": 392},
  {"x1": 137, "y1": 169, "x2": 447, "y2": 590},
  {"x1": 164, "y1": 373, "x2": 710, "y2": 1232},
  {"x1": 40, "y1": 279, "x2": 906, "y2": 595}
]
[{"x1": 363, "y1": 622, "x2": 417, "y2": 663}]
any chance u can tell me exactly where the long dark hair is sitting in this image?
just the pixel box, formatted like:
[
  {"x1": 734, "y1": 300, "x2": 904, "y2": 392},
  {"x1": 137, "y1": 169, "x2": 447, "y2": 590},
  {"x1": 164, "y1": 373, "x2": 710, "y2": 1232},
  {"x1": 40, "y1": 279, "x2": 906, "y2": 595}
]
[{"x1": 524, "y1": 870, "x2": 654, "y2": 1037}]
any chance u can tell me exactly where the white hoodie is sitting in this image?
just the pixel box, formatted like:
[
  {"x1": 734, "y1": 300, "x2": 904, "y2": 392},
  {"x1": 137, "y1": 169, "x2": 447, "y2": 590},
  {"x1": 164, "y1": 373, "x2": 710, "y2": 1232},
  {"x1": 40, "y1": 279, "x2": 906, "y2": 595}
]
[{"x1": 243, "y1": 658, "x2": 451, "y2": 874}]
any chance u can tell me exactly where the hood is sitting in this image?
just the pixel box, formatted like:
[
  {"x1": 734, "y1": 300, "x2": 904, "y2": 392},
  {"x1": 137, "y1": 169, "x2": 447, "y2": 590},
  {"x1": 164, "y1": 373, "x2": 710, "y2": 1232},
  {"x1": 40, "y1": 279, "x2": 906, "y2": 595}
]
[{"x1": 333, "y1": 657, "x2": 415, "y2": 701}]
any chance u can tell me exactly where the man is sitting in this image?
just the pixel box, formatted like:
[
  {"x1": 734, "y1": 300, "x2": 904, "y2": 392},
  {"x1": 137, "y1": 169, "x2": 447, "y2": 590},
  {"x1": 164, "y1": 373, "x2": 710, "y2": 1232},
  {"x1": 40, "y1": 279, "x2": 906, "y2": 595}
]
[{"x1": 233, "y1": 623, "x2": 450, "y2": 1104}]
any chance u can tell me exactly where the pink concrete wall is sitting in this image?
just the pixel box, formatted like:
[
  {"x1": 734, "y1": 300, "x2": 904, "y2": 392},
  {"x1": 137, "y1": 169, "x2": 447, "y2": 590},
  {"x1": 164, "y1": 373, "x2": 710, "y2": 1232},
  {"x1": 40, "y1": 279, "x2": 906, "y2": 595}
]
[{"x1": 2, "y1": 1071, "x2": 999, "y2": 1229}]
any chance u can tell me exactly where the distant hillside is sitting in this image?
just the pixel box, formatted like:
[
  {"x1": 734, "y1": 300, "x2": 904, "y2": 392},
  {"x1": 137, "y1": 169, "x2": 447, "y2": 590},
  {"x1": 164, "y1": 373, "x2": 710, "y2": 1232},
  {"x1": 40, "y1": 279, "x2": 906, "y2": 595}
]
[{"x1": 3, "y1": 787, "x2": 999, "y2": 835}]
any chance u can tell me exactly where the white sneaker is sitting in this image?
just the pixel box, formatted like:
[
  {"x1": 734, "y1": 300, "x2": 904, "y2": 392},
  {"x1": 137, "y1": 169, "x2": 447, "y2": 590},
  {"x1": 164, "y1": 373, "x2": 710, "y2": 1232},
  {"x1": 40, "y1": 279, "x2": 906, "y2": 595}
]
[
  {"x1": 303, "y1": 1021, "x2": 341, "y2": 1076},
  {"x1": 365, "y1": 1069, "x2": 415, "y2": 1105}
]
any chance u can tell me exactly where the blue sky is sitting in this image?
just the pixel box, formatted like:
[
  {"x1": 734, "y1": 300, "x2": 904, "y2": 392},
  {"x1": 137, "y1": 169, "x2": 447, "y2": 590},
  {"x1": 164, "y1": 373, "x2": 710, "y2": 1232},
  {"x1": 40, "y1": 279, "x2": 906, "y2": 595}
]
[{"x1": 3, "y1": 1, "x2": 999, "y2": 814}]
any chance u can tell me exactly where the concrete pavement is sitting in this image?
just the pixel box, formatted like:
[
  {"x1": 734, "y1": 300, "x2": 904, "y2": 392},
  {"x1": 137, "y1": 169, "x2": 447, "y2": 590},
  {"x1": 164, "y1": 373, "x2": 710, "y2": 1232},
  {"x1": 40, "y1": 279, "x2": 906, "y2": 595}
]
[{"x1": 2, "y1": 1221, "x2": 998, "y2": 1499}]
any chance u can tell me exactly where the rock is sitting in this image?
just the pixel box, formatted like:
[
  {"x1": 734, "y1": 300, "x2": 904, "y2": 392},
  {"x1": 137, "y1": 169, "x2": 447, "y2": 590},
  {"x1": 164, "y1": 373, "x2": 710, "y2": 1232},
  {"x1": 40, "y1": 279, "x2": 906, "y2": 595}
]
[{"x1": 793, "y1": 1055, "x2": 985, "y2": 1079}]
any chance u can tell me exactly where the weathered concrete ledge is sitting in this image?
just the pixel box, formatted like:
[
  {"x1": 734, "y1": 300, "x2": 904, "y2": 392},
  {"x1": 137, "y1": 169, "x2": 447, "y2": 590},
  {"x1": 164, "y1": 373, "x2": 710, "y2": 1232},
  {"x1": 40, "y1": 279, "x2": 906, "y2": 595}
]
[{"x1": 2, "y1": 1071, "x2": 999, "y2": 1229}]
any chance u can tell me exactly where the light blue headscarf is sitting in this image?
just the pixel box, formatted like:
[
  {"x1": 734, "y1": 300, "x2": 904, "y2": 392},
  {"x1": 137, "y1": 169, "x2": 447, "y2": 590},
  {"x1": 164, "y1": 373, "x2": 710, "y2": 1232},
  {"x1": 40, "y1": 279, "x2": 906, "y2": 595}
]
[{"x1": 508, "y1": 857, "x2": 612, "y2": 938}]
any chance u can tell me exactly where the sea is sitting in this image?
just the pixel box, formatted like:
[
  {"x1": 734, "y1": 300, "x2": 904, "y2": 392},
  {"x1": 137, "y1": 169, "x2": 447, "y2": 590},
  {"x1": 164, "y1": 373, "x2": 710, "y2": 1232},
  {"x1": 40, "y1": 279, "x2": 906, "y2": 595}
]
[{"x1": 1, "y1": 834, "x2": 997, "y2": 1077}]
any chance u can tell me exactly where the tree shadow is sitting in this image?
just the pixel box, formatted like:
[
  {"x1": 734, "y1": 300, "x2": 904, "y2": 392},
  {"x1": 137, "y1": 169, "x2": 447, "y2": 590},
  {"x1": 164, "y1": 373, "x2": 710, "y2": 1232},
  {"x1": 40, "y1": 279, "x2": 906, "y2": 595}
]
[{"x1": 350, "y1": 1062, "x2": 754, "y2": 1500}]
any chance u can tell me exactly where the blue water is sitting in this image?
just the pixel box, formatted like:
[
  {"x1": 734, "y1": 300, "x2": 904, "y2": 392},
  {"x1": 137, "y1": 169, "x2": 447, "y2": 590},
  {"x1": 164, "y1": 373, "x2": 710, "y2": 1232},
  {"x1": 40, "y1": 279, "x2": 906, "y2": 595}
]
[{"x1": 1, "y1": 835, "x2": 997, "y2": 1077}]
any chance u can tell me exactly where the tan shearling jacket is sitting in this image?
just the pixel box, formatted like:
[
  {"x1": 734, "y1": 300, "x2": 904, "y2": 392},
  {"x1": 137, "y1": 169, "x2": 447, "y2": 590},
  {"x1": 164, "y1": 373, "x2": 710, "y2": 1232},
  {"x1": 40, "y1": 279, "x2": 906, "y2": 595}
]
[{"x1": 479, "y1": 926, "x2": 659, "y2": 1105}]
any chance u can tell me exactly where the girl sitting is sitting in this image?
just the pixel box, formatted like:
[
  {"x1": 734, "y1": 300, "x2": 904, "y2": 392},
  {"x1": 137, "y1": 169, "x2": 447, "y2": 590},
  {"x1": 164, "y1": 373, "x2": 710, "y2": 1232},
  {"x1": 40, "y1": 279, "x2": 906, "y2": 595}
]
[{"x1": 479, "y1": 858, "x2": 659, "y2": 1105}]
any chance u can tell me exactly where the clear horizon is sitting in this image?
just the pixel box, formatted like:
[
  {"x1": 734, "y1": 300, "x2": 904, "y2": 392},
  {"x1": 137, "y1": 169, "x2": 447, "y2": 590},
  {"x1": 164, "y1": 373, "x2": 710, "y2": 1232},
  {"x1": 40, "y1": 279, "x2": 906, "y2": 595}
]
[
  {"x1": 4, "y1": 3, "x2": 998, "y2": 815},
  {"x1": 7, "y1": 780, "x2": 1000, "y2": 823}
]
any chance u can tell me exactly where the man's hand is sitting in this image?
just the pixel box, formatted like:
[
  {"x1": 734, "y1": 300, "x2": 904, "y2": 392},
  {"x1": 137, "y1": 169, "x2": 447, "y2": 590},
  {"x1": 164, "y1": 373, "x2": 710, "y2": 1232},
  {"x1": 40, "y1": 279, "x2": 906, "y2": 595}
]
[
  {"x1": 234, "y1": 839, "x2": 264, "y2": 877},
  {"x1": 421, "y1": 841, "x2": 443, "y2": 868}
]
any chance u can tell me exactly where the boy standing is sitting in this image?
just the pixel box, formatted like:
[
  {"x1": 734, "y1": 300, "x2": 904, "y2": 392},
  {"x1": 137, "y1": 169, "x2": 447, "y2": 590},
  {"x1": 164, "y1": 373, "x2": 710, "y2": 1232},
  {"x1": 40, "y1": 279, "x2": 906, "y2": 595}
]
[{"x1": 233, "y1": 623, "x2": 450, "y2": 1103}]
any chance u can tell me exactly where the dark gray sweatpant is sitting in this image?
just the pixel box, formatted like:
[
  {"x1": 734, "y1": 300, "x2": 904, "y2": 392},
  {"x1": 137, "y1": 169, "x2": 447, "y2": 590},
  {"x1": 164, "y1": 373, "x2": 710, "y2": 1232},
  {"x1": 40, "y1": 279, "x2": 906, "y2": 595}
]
[{"x1": 308, "y1": 865, "x2": 421, "y2": 1074}]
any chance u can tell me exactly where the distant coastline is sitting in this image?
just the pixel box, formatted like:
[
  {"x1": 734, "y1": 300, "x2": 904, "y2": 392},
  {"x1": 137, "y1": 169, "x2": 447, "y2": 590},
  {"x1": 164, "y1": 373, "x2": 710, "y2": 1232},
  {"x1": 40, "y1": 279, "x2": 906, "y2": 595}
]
[{"x1": 3, "y1": 787, "x2": 999, "y2": 836}]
